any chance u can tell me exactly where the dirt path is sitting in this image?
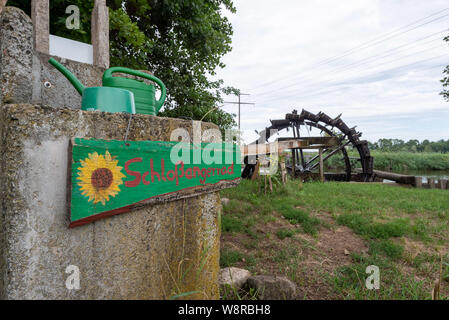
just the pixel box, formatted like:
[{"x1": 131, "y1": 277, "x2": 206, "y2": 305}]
[{"x1": 220, "y1": 210, "x2": 369, "y2": 299}]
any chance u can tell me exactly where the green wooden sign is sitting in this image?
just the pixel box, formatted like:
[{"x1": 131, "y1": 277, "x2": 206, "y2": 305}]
[{"x1": 69, "y1": 138, "x2": 241, "y2": 227}]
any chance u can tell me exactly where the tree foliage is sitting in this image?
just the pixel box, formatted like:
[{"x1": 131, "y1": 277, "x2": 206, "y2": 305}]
[
  {"x1": 7, "y1": 0, "x2": 94, "y2": 43},
  {"x1": 7, "y1": 0, "x2": 238, "y2": 131},
  {"x1": 441, "y1": 34, "x2": 449, "y2": 101},
  {"x1": 107, "y1": 0, "x2": 238, "y2": 130}
]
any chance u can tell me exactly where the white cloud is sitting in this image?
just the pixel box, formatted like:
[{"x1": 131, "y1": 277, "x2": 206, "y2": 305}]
[{"x1": 214, "y1": 0, "x2": 449, "y2": 144}]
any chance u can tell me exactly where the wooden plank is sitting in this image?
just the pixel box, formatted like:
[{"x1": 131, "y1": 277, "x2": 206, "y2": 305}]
[
  {"x1": 362, "y1": 169, "x2": 417, "y2": 186},
  {"x1": 414, "y1": 176, "x2": 423, "y2": 188},
  {"x1": 279, "y1": 155, "x2": 287, "y2": 184},
  {"x1": 292, "y1": 149, "x2": 296, "y2": 179},
  {"x1": 241, "y1": 139, "x2": 309, "y2": 157},
  {"x1": 251, "y1": 161, "x2": 260, "y2": 181},
  {"x1": 69, "y1": 138, "x2": 240, "y2": 227},
  {"x1": 277, "y1": 136, "x2": 339, "y2": 147}
]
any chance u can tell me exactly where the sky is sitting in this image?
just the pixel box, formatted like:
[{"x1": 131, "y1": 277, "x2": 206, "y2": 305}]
[{"x1": 213, "y1": 0, "x2": 449, "y2": 144}]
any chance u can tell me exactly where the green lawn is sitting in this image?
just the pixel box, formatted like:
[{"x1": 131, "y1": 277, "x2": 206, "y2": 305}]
[{"x1": 220, "y1": 179, "x2": 449, "y2": 300}]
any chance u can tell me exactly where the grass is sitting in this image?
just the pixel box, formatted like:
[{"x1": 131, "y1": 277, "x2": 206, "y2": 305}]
[
  {"x1": 368, "y1": 239, "x2": 404, "y2": 260},
  {"x1": 276, "y1": 228, "x2": 296, "y2": 240},
  {"x1": 220, "y1": 248, "x2": 245, "y2": 268},
  {"x1": 220, "y1": 178, "x2": 449, "y2": 300},
  {"x1": 295, "y1": 182, "x2": 449, "y2": 244},
  {"x1": 221, "y1": 178, "x2": 322, "y2": 236},
  {"x1": 332, "y1": 253, "x2": 429, "y2": 299}
]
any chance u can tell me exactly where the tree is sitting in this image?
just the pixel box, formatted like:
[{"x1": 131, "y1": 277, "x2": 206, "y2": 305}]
[
  {"x1": 7, "y1": 0, "x2": 238, "y2": 131},
  {"x1": 441, "y1": 34, "x2": 449, "y2": 101},
  {"x1": 7, "y1": 0, "x2": 93, "y2": 43},
  {"x1": 107, "y1": 0, "x2": 238, "y2": 131}
]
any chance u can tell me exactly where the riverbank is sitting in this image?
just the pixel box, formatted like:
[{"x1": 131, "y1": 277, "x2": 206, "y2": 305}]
[
  {"x1": 220, "y1": 179, "x2": 449, "y2": 300},
  {"x1": 370, "y1": 151, "x2": 449, "y2": 171}
]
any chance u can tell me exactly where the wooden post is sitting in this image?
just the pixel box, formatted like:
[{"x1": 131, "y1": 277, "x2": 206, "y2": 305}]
[
  {"x1": 291, "y1": 150, "x2": 296, "y2": 179},
  {"x1": 428, "y1": 178, "x2": 435, "y2": 189},
  {"x1": 319, "y1": 148, "x2": 324, "y2": 182},
  {"x1": 92, "y1": 0, "x2": 110, "y2": 68},
  {"x1": 439, "y1": 179, "x2": 447, "y2": 190},
  {"x1": 279, "y1": 155, "x2": 287, "y2": 184},
  {"x1": 31, "y1": 0, "x2": 49, "y2": 54}
]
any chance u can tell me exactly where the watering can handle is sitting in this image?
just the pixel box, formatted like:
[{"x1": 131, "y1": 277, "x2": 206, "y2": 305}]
[{"x1": 103, "y1": 67, "x2": 167, "y2": 113}]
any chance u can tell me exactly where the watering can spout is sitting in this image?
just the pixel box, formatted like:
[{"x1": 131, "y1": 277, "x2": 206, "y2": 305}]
[{"x1": 48, "y1": 58, "x2": 85, "y2": 95}]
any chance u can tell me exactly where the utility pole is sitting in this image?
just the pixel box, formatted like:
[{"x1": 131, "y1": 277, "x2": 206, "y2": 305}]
[{"x1": 224, "y1": 93, "x2": 255, "y2": 131}]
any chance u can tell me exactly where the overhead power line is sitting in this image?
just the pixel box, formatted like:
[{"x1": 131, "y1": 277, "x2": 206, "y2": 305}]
[
  {"x1": 223, "y1": 93, "x2": 255, "y2": 130},
  {"x1": 255, "y1": 36, "x2": 447, "y2": 100},
  {"x1": 259, "y1": 53, "x2": 449, "y2": 105}
]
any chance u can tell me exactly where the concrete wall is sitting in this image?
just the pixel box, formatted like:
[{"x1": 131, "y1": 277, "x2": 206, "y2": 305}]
[
  {"x1": 0, "y1": 6, "x2": 226, "y2": 300},
  {"x1": 0, "y1": 104, "x2": 223, "y2": 299},
  {"x1": 1, "y1": 6, "x2": 105, "y2": 109}
]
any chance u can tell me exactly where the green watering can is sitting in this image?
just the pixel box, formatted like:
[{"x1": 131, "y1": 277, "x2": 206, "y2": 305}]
[
  {"x1": 48, "y1": 58, "x2": 136, "y2": 114},
  {"x1": 49, "y1": 58, "x2": 167, "y2": 115},
  {"x1": 103, "y1": 68, "x2": 166, "y2": 116}
]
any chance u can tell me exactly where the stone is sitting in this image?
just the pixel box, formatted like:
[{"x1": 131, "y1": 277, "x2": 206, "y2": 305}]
[
  {"x1": 246, "y1": 275, "x2": 297, "y2": 300},
  {"x1": 219, "y1": 267, "x2": 251, "y2": 290},
  {"x1": 221, "y1": 197, "x2": 230, "y2": 206}
]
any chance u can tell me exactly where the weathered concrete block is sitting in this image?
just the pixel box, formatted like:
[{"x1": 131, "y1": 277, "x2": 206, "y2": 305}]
[
  {"x1": 0, "y1": 104, "x2": 223, "y2": 299},
  {"x1": 0, "y1": 0, "x2": 8, "y2": 15},
  {"x1": 33, "y1": 53, "x2": 105, "y2": 109},
  {"x1": 1, "y1": 7, "x2": 106, "y2": 109},
  {"x1": 92, "y1": 0, "x2": 109, "y2": 69},
  {"x1": 0, "y1": 7, "x2": 34, "y2": 104},
  {"x1": 31, "y1": 0, "x2": 49, "y2": 54}
]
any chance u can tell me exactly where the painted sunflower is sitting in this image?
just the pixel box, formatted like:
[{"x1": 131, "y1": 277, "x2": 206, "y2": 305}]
[{"x1": 77, "y1": 151, "x2": 125, "y2": 205}]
